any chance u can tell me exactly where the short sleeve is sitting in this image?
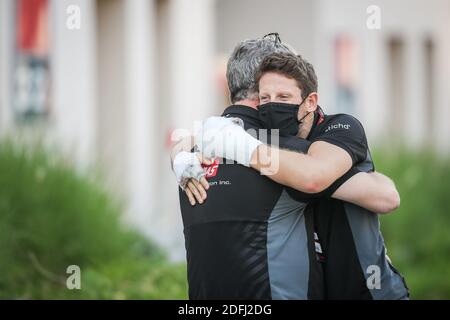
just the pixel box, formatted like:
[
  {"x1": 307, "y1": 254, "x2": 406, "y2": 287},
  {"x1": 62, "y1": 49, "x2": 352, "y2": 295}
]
[
  {"x1": 285, "y1": 166, "x2": 362, "y2": 202},
  {"x1": 312, "y1": 115, "x2": 368, "y2": 165}
]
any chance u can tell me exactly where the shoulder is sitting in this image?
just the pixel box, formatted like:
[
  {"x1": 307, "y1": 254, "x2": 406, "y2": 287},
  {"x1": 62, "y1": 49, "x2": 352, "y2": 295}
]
[
  {"x1": 313, "y1": 113, "x2": 369, "y2": 164},
  {"x1": 322, "y1": 113, "x2": 365, "y2": 135}
]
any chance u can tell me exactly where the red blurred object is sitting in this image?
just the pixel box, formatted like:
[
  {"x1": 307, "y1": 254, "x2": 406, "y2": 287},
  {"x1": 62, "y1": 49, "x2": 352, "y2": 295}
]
[
  {"x1": 202, "y1": 159, "x2": 220, "y2": 179},
  {"x1": 16, "y1": 0, "x2": 49, "y2": 55}
]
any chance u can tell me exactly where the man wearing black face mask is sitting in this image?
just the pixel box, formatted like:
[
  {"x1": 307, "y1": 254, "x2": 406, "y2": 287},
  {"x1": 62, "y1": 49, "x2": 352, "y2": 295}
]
[
  {"x1": 196, "y1": 52, "x2": 409, "y2": 299},
  {"x1": 258, "y1": 98, "x2": 311, "y2": 137}
]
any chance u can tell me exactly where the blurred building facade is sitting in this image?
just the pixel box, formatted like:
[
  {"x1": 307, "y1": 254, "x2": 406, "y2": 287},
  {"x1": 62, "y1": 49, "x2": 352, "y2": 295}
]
[{"x1": 1, "y1": 0, "x2": 449, "y2": 260}]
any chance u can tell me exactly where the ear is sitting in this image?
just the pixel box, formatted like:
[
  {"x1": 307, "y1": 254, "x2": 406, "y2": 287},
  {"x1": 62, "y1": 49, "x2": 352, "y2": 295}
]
[{"x1": 305, "y1": 93, "x2": 318, "y2": 112}]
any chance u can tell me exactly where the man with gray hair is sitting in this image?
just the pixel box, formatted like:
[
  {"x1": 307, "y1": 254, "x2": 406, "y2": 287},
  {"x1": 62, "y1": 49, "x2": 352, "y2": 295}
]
[
  {"x1": 226, "y1": 34, "x2": 296, "y2": 103},
  {"x1": 171, "y1": 34, "x2": 399, "y2": 299}
]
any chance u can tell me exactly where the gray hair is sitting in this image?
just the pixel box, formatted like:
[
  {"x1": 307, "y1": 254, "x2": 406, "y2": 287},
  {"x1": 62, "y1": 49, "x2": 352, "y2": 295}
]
[{"x1": 227, "y1": 35, "x2": 297, "y2": 103}]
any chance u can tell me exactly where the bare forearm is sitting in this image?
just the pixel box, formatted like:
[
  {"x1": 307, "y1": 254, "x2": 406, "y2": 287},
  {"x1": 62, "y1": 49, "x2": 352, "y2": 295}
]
[
  {"x1": 332, "y1": 172, "x2": 400, "y2": 214},
  {"x1": 250, "y1": 144, "x2": 331, "y2": 193},
  {"x1": 369, "y1": 172, "x2": 400, "y2": 213}
]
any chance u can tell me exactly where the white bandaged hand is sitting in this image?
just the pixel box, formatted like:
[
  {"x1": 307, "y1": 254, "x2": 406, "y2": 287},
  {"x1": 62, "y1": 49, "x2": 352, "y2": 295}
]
[
  {"x1": 173, "y1": 151, "x2": 206, "y2": 189},
  {"x1": 195, "y1": 116, "x2": 262, "y2": 167}
]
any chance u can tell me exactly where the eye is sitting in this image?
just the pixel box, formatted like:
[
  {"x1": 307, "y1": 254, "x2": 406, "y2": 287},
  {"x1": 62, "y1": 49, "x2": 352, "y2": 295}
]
[{"x1": 260, "y1": 95, "x2": 269, "y2": 102}]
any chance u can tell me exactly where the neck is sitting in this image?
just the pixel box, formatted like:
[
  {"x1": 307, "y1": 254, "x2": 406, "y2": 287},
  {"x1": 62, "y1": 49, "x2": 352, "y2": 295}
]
[
  {"x1": 299, "y1": 112, "x2": 315, "y2": 139},
  {"x1": 234, "y1": 99, "x2": 259, "y2": 110}
]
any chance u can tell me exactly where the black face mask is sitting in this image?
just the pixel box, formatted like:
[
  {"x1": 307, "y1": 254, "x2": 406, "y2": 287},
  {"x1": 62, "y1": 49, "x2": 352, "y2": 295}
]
[{"x1": 259, "y1": 99, "x2": 308, "y2": 137}]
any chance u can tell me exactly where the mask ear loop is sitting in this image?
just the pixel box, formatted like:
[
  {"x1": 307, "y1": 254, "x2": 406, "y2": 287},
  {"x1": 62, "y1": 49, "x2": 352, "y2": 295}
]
[{"x1": 297, "y1": 93, "x2": 311, "y2": 124}]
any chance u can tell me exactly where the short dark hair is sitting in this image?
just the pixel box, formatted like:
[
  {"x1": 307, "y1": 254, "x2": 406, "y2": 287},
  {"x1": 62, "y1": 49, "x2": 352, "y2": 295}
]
[{"x1": 255, "y1": 52, "x2": 318, "y2": 99}]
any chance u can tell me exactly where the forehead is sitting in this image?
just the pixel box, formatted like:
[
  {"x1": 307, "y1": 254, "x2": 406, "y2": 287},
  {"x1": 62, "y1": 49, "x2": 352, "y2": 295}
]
[{"x1": 259, "y1": 72, "x2": 300, "y2": 93}]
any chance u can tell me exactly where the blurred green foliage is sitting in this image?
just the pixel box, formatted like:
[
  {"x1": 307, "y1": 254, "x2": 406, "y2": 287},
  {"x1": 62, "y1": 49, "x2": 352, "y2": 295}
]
[
  {"x1": 0, "y1": 141, "x2": 187, "y2": 299},
  {"x1": 373, "y1": 148, "x2": 450, "y2": 299},
  {"x1": 1, "y1": 140, "x2": 449, "y2": 299}
]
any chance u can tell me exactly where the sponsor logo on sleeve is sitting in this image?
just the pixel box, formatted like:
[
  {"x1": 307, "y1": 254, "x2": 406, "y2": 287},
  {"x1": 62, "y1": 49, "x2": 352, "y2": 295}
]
[{"x1": 324, "y1": 123, "x2": 351, "y2": 133}]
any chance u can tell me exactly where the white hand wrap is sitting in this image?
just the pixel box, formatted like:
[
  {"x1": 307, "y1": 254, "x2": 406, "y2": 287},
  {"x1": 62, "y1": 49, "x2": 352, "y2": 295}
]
[
  {"x1": 195, "y1": 116, "x2": 262, "y2": 167},
  {"x1": 172, "y1": 151, "x2": 206, "y2": 189}
]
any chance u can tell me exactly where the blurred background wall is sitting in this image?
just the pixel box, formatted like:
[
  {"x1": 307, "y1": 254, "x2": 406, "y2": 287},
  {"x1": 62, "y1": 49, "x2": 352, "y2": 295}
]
[{"x1": 0, "y1": 0, "x2": 449, "y2": 262}]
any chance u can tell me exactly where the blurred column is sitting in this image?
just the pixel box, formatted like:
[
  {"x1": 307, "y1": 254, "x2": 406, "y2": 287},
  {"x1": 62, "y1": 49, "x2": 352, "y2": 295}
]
[
  {"x1": 361, "y1": 31, "x2": 389, "y2": 143},
  {"x1": 403, "y1": 34, "x2": 427, "y2": 148},
  {"x1": 312, "y1": 0, "x2": 335, "y2": 115},
  {"x1": 0, "y1": 0, "x2": 14, "y2": 133},
  {"x1": 50, "y1": 0, "x2": 97, "y2": 165},
  {"x1": 434, "y1": 14, "x2": 450, "y2": 154},
  {"x1": 123, "y1": 0, "x2": 158, "y2": 232},
  {"x1": 153, "y1": 0, "x2": 215, "y2": 260},
  {"x1": 167, "y1": 0, "x2": 215, "y2": 130},
  {"x1": 314, "y1": 36, "x2": 336, "y2": 114}
]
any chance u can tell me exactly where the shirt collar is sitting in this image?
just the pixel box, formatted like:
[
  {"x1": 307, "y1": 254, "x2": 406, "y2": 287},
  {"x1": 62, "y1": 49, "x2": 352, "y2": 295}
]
[{"x1": 222, "y1": 105, "x2": 263, "y2": 130}]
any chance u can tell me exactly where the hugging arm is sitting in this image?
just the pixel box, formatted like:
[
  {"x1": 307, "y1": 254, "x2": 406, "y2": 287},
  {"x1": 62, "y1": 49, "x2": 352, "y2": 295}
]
[
  {"x1": 174, "y1": 116, "x2": 400, "y2": 213},
  {"x1": 253, "y1": 142, "x2": 399, "y2": 214},
  {"x1": 251, "y1": 141, "x2": 353, "y2": 193},
  {"x1": 332, "y1": 171, "x2": 400, "y2": 214}
]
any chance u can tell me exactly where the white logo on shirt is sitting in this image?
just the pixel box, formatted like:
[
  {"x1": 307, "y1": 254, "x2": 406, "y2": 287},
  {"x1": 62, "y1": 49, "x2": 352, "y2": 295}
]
[{"x1": 324, "y1": 123, "x2": 351, "y2": 133}]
